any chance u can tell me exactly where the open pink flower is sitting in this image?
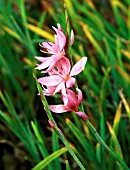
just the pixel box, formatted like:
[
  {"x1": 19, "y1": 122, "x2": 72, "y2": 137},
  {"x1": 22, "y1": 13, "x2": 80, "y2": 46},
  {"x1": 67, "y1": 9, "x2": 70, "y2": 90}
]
[
  {"x1": 49, "y1": 88, "x2": 88, "y2": 120},
  {"x1": 38, "y1": 57, "x2": 87, "y2": 101},
  {"x1": 40, "y1": 23, "x2": 74, "y2": 55},
  {"x1": 35, "y1": 24, "x2": 74, "y2": 73},
  {"x1": 41, "y1": 24, "x2": 66, "y2": 55}
]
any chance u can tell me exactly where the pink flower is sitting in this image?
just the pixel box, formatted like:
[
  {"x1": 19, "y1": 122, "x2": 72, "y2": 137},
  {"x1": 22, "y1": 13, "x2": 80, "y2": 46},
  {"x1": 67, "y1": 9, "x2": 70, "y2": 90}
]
[
  {"x1": 41, "y1": 24, "x2": 66, "y2": 55},
  {"x1": 49, "y1": 88, "x2": 88, "y2": 120},
  {"x1": 40, "y1": 24, "x2": 74, "y2": 55},
  {"x1": 38, "y1": 57, "x2": 87, "y2": 101},
  {"x1": 35, "y1": 24, "x2": 74, "y2": 73}
]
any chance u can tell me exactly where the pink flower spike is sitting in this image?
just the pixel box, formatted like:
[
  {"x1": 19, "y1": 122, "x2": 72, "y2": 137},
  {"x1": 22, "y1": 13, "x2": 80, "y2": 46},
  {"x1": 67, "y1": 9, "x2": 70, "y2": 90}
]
[
  {"x1": 70, "y1": 30, "x2": 74, "y2": 45},
  {"x1": 75, "y1": 111, "x2": 89, "y2": 121},
  {"x1": 70, "y1": 57, "x2": 87, "y2": 77}
]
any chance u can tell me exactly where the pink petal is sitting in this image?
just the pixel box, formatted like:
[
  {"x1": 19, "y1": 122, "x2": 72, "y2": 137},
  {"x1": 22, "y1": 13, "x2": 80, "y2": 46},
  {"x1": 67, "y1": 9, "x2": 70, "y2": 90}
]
[
  {"x1": 42, "y1": 42, "x2": 53, "y2": 49},
  {"x1": 35, "y1": 56, "x2": 50, "y2": 62},
  {"x1": 54, "y1": 60, "x2": 62, "y2": 73},
  {"x1": 41, "y1": 55, "x2": 63, "y2": 73},
  {"x1": 59, "y1": 57, "x2": 71, "y2": 75},
  {"x1": 38, "y1": 75, "x2": 62, "y2": 86},
  {"x1": 52, "y1": 54, "x2": 63, "y2": 61},
  {"x1": 48, "y1": 43, "x2": 59, "y2": 54},
  {"x1": 52, "y1": 26, "x2": 66, "y2": 52},
  {"x1": 41, "y1": 61, "x2": 56, "y2": 73},
  {"x1": 70, "y1": 57, "x2": 87, "y2": 77},
  {"x1": 42, "y1": 42, "x2": 60, "y2": 55},
  {"x1": 66, "y1": 77, "x2": 75, "y2": 88},
  {"x1": 70, "y1": 30, "x2": 74, "y2": 45},
  {"x1": 58, "y1": 34, "x2": 66, "y2": 52},
  {"x1": 43, "y1": 90, "x2": 54, "y2": 96},
  {"x1": 48, "y1": 67, "x2": 59, "y2": 75},
  {"x1": 42, "y1": 86, "x2": 56, "y2": 96},
  {"x1": 49, "y1": 105, "x2": 70, "y2": 113},
  {"x1": 66, "y1": 89, "x2": 78, "y2": 107},
  {"x1": 52, "y1": 26, "x2": 65, "y2": 38},
  {"x1": 55, "y1": 82, "x2": 68, "y2": 105},
  {"x1": 54, "y1": 82, "x2": 64, "y2": 94},
  {"x1": 76, "y1": 88, "x2": 83, "y2": 105},
  {"x1": 75, "y1": 111, "x2": 89, "y2": 120},
  {"x1": 57, "y1": 23, "x2": 63, "y2": 32},
  {"x1": 54, "y1": 34, "x2": 59, "y2": 46},
  {"x1": 35, "y1": 57, "x2": 53, "y2": 70},
  {"x1": 60, "y1": 83, "x2": 68, "y2": 105}
]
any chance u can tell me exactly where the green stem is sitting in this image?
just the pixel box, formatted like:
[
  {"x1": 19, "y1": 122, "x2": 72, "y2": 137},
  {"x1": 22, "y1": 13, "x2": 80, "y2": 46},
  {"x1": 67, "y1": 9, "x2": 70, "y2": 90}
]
[
  {"x1": 56, "y1": 127, "x2": 86, "y2": 170},
  {"x1": 86, "y1": 120, "x2": 130, "y2": 170}
]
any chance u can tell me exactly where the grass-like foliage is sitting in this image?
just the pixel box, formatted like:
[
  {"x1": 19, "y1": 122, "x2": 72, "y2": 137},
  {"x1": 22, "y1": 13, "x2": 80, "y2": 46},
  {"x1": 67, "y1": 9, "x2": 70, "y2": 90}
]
[{"x1": 0, "y1": 0, "x2": 130, "y2": 170}]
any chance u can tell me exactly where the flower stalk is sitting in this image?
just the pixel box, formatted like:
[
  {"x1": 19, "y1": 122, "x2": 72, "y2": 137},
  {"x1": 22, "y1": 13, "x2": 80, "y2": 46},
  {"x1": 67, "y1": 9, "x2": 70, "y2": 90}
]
[
  {"x1": 34, "y1": 74, "x2": 86, "y2": 170},
  {"x1": 35, "y1": 20, "x2": 129, "y2": 170}
]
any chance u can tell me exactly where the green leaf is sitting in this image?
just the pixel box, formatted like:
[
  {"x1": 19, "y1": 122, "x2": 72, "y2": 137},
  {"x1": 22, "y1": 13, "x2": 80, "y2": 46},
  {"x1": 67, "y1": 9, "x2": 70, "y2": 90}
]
[
  {"x1": 32, "y1": 147, "x2": 67, "y2": 170},
  {"x1": 65, "y1": 160, "x2": 71, "y2": 170},
  {"x1": 52, "y1": 129, "x2": 61, "y2": 170}
]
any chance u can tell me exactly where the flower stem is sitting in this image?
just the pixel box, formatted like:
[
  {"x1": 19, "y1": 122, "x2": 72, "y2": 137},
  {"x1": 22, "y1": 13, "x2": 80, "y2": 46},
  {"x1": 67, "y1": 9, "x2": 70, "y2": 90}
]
[
  {"x1": 55, "y1": 127, "x2": 86, "y2": 170},
  {"x1": 86, "y1": 120, "x2": 130, "y2": 170},
  {"x1": 34, "y1": 75, "x2": 86, "y2": 170}
]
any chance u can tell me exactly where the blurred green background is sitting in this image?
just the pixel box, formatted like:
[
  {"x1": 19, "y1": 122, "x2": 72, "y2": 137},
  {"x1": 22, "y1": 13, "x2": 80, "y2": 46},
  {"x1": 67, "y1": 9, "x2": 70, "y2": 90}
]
[{"x1": 0, "y1": 0, "x2": 130, "y2": 170}]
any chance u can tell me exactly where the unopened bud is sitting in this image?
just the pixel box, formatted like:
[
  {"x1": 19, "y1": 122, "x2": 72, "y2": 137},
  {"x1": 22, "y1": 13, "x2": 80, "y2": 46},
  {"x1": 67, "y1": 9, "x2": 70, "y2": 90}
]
[
  {"x1": 48, "y1": 120, "x2": 55, "y2": 128},
  {"x1": 75, "y1": 111, "x2": 89, "y2": 121},
  {"x1": 48, "y1": 120, "x2": 65, "y2": 136}
]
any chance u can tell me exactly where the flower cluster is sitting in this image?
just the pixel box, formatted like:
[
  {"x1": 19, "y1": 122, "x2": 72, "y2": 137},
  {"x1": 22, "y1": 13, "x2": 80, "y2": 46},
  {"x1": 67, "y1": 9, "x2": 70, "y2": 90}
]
[{"x1": 36, "y1": 23, "x2": 88, "y2": 120}]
